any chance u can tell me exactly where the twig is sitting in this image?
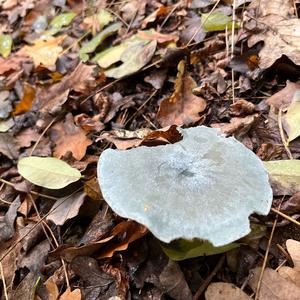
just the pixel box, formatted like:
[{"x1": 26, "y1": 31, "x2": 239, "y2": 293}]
[
  {"x1": 30, "y1": 117, "x2": 57, "y2": 156},
  {"x1": 255, "y1": 204, "x2": 281, "y2": 299},
  {"x1": 231, "y1": 0, "x2": 237, "y2": 102},
  {"x1": 278, "y1": 107, "x2": 293, "y2": 159},
  {"x1": 193, "y1": 255, "x2": 225, "y2": 300},
  {"x1": 0, "y1": 261, "x2": 8, "y2": 300},
  {"x1": 271, "y1": 208, "x2": 300, "y2": 227}
]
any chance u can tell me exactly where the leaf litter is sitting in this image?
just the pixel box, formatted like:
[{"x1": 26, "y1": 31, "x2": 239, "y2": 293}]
[{"x1": 1, "y1": 0, "x2": 300, "y2": 299}]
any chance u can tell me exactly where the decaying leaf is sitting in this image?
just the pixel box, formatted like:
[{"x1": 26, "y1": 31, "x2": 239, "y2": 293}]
[
  {"x1": 46, "y1": 192, "x2": 85, "y2": 226},
  {"x1": 283, "y1": 90, "x2": 300, "y2": 142},
  {"x1": 249, "y1": 267, "x2": 300, "y2": 300},
  {"x1": 157, "y1": 60, "x2": 206, "y2": 127},
  {"x1": 50, "y1": 113, "x2": 92, "y2": 160},
  {"x1": 266, "y1": 81, "x2": 300, "y2": 109},
  {"x1": 19, "y1": 36, "x2": 65, "y2": 69},
  {"x1": 98, "y1": 126, "x2": 272, "y2": 246},
  {"x1": 205, "y1": 282, "x2": 251, "y2": 300},
  {"x1": 38, "y1": 63, "x2": 97, "y2": 114},
  {"x1": 17, "y1": 156, "x2": 81, "y2": 189},
  {"x1": 0, "y1": 132, "x2": 19, "y2": 159},
  {"x1": 278, "y1": 239, "x2": 300, "y2": 287},
  {"x1": 12, "y1": 83, "x2": 36, "y2": 116},
  {"x1": 264, "y1": 160, "x2": 300, "y2": 196},
  {"x1": 247, "y1": 1, "x2": 300, "y2": 69},
  {"x1": 105, "y1": 40, "x2": 157, "y2": 79}
]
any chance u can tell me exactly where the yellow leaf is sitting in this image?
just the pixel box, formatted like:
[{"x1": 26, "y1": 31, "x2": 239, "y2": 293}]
[{"x1": 20, "y1": 36, "x2": 65, "y2": 69}]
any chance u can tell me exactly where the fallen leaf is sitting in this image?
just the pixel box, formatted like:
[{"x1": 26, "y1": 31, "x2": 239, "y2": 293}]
[
  {"x1": 281, "y1": 192, "x2": 300, "y2": 213},
  {"x1": 17, "y1": 156, "x2": 81, "y2": 189},
  {"x1": 59, "y1": 288, "x2": 81, "y2": 300},
  {"x1": 19, "y1": 35, "x2": 65, "y2": 70},
  {"x1": 0, "y1": 197, "x2": 20, "y2": 243},
  {"x1": 230, "y1": 99, "x2": 256, "y2": 116},
  {"x1": 202, "y1": 12, "x2": 237, "y2": 32},
  {"x1": 44, "y1": 277, "x2": 59, "y2": 300},
  {"x1": 84, "y1": 177, "x2": 102, "y2": 201},
  {"x1": 97, "y1": 221, "x2": 148, "y2": 259},
  {"x1": 105, "y1": 40, "x2": 157, "y2": 79},
  {"x1": 47, "y1": 12, "x2": 77, "y2": 36},
  {"x1": 211, "y1": 114, "x2": 259, "y2": 137},
  {"x1": 266, "y1": 81, "x2": 300, "y2": 109},
  {"x1": 0, "y1": 90, "x2": 12, "y2": 118},
  {"x1": 141, "y1": 5, "x2": 170, "y2": 28},
  {"x1": 82, "y1": 9, "x2": 113, "y2": 32},
  {"x1": 0, "y1": 34, "x2": 13, "y2": 58},
  {"x1": 157, "y1": 60, "x2": 206, "y2": 127},
  {"x1": 38, "y1": 63, "x2": 97, "y2": 114},
  {"x1": 205, "y1": 282, "x2": 251, "y2": 300},
  {"x1": 283, "y1": 89, "x2": 300, "y2": 142},
  {"x1": 162, "y1": 239, "x2": 238, "y2": 261},
  {"x1": 0, "y1": 132, "x2": 19, "y2": 159},
  {"x1": 12, "y1": 82, "x2": 36, "y2": 116},
  {"x1": 50, "y1": 113, "x2": 92, "y2": 160},
  {"x1": 249, "y1": 267, "x2": 300, "y2": 300},
  {"x1": 247, "y1": 1, "x2": 300, "y2": 69},
  {"x1": 79, "y1": 22, "x2": 121, "y2": 61},
  {"x1": 264, "y1": 160, "x2": 300, "y2": 196},
  {"x1": 47, "y1": 192, "x2": 85, "y2": 226},
  {"x1": 137, "y1": 29, "x2": 179, "y2": 43},
  {"x1": 278, "y1": 239, "x2": 300, "y2": 288}
]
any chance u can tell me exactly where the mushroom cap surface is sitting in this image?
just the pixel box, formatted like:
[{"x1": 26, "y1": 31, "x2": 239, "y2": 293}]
[{"x1": 98, "y1": 126, "x2": 272, "y2": 246}]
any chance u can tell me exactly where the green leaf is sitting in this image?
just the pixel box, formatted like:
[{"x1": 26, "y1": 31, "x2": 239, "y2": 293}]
[
  {"x1": 0, "y1": 34, "x2": 12, "y2": 58},
  {"x1": 264, "y1": 160, "x2": 300, "y2": 196},
  {"x1": 79, "y1": 22, "x2": 121, "y2": 62},
  {"x1": 283, "y1": 89, "x2": 300, "y2": 142},
  {"x1": 18, "y1": 156, "x2": 81, "y2": 189},
  {"x1": 95, "y1": 9, "x2": 114, "y2": 31},
  {"x1": 50, "y1": 12, "x2": 76, "y2": 30},
  {"x1": 161, "y1": 238, "x2": 239, "y2": 261},
  {"x1": 201, "y1": 12, "x2": 238, "y2": 32},
  {"x1": 105, "y1": 40, "x2": 157, "y2": 78}
]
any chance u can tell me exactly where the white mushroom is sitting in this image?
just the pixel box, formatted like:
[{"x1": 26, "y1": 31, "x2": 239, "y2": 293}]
[{"x1": 97, "y1": 126, "x2": 272, "y2": 246}]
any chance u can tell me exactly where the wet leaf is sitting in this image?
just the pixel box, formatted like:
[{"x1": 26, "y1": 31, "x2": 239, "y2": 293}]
[
  {"x1": 264, "y1": 160, "x2": 300, "y2": 196},
  {"x1": 283, "y1": 90, "x2": 300, "y2": 142},
  {"x1": 0, "y1": 34, "x2": 13, "y2": 58},
  {"x1": 12, "y1": 83, "x2": 36, "y2": 116},
  {"x1": 17, "y1": 156, "x2": 81, "y2": 189},
  {"x1": 79, "y1": 22, "x2": 121, "y2": 61},
  {"x1": 105, "y1": 40, "x2": 157, "y2": 79},
  {"x1": 161, "y1": 239, "x2": 239, "y2": 261},
  {"x1": 157, "y1": 60, "x2": 206, "y2": 127}
]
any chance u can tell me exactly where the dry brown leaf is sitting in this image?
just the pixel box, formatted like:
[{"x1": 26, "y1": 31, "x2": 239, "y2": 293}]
[
  {"x1": 249, "y1": 267, "x2": 300, "y2": 300},
  {"x1": 247, "y1": 1, "x2": 300, "y2": 69},
  {"x1": 0, "y1": 56, "x2": 22, "y2": 75},
  {"x1": 266, "y1": 81, "x2": 300, "y2": 109},
  {"x1": 141, "y1": 5, "x2": 170, "y2": 28},
  {"x1": 12, "y1": 82, "x2": 36, "y2": 116},
  {"x1": 46, "y1": 192, "x2": 85, "y2": 226},
  {"x1": 157, "y1": 60, "x2": 206, "y2": 127},
  {"x1": 50, "y1": 113, "x2": 92, "y2": 160},
  {"x1": 84, "y1": 177, "x2": 102, "y2": 201},
  {"x1": 59, "y1": 288, "x2": 81, "y2": 300},
  {"x1": 44, "y1": 277, "x2": 59, "y2": 300},
  {"x1": 205, "y1": 282, "x2": 251, "y2": 300},
  {"x1": 278, "y1": 240, "x2": 300, "y2": 287},
  {"x1": 38, "y1": 63, "x2": 97, "y2": 115},
  {"x1": 0, "y1": 132, "x2": 19, "y2": 159},
  {"x1": 211, "y1": 114, "x2": 259, "y2": 137},
  {"x1": 16, "y1": 128, "x2": 40, "y2": 148},
  {"x1": 230, "y1": 99, "x2": 256, "y2": 116},
  {"x1": 19, "y1": 36, "x2": 65, "y2": 70},
  {"x1": 137, "y1": 29, "x2": 179, "y2": 43}
]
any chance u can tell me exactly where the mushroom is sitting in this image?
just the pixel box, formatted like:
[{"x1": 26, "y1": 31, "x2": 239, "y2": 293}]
[{"x1": 97, "y1": 126, "x2": 272, "y2": 246}]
